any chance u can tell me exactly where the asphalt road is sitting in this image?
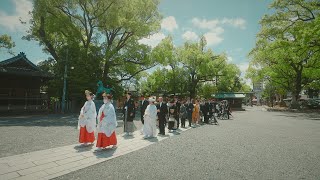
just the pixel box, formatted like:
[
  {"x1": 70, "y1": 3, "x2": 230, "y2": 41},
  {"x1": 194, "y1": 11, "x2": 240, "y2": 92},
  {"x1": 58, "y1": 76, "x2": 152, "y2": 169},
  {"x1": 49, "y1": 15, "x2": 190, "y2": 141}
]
[
  {"x1": 0, "y1": 112, "x2": 143, "y2": 158},
  {"x1": 55, "y1": 106, "x2": 320, "y2": 180}
]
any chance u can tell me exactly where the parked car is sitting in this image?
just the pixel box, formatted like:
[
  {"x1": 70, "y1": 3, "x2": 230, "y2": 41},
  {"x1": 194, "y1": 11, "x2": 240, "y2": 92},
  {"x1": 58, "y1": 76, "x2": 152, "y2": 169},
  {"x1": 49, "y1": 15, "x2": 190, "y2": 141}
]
[{"x1": 306, "y1": 98, "x2": 320, "y2": 109}]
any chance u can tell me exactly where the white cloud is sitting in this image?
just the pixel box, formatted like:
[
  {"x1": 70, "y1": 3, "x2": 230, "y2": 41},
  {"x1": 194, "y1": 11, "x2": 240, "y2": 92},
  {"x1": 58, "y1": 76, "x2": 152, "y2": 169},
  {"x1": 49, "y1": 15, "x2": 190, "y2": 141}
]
[
  {"x1": 192, "y1": 17, "x2": 246, "y2": 30},
  {"x1": 182, "y1": 31, "x2": 199, "y2": 41},
  {"x1": 191, "y1": 18, "x2": 219, "y2": 30},
  {"x1": 227, "y1": 56, "x2": 233, "y2": 62},
  {"x1": 164, "y1": 65, "x2": 172, "y2": 70},
  {"x1": 0, "y1": 0, "x2": 32, "y2": 31},
  {"x1": 203, "y1": 32, "x2": 223, "y2": 46},
  {"x1": 210, "y1": 26, "x2": 224, "y2": 34},
  {"x1": 221, "y1": 18, "x2": 246, "y2": 29},
  {"x1": 235, "y1": 48, "x2": 243, "y2": 52},
  {"x1": 237, "y1": 62, "x2": 249, "y2": 75},
  {"x1": 161, "y1": 16, "x2": 178, "y2": 32},
  {"x1": 245, "y1": 78, "x2": 252, "y2": 88},
  {"x1": 36, "y1": 59, "x2": 44, "y2": 65},
  {"x1": 190, "y1": 17, "x2": 246, "y2": 46},
  {"x1": 138, "y1": 32, "x2": 166, "y2": 48},
  {"x1": 236, "y1": 62, "x2": 252, "y2": 88}
]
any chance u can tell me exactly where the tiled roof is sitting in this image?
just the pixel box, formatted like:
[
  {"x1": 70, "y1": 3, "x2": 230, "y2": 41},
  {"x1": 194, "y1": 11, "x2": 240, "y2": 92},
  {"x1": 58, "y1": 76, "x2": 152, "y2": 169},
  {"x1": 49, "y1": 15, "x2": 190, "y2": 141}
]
[
  {"x1": 0, "y1": 52, "x2": 52, "y2": 78},
  {"x1": 213, "y1": 93, "x2": 246, "y2": 99}
]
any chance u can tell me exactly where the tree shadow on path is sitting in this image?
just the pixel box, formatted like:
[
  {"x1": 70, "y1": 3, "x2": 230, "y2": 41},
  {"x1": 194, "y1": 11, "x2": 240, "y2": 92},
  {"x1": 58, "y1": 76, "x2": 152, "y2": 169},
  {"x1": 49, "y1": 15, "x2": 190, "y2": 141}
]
[{"x1": 0, "y1": 114, "x2": 79, "y2": 127}]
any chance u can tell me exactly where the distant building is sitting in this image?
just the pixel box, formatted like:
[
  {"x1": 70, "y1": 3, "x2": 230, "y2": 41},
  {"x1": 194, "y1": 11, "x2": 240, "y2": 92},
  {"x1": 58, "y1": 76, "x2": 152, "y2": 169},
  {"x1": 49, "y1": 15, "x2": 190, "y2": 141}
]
[
  {"x1": 213, "y1": 92, "x2": 246, "y2": 110},
  {"x1": 252, "y1": 81, "x2": 264, "y2": 105},
  {"x1": 0, "y1": 52, "x2": 51, "y2": 114}
]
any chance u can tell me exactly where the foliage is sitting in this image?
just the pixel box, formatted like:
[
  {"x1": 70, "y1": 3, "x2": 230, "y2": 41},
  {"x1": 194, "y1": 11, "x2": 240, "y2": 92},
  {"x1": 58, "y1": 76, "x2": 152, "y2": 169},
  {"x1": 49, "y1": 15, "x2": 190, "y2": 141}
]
[
  {"x1": 141, "y1": 36, "x2": 248, "y2": 98},
  {"x1": 27, "y1": 0, "x2": 162, "y2": 99},
  {"x1": 0, "y1": 34, "x2": 15, "y2": 55},
  {"x1": 248, "y1": 0, "x2": 320, "y2": 108}
]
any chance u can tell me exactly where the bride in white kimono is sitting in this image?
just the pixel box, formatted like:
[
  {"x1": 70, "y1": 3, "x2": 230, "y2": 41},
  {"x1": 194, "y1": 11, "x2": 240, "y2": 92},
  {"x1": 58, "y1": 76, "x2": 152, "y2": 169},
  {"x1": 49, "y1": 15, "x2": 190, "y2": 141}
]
[{"x1": 143, "y1": 97, "x2": 157, "y2": 138}]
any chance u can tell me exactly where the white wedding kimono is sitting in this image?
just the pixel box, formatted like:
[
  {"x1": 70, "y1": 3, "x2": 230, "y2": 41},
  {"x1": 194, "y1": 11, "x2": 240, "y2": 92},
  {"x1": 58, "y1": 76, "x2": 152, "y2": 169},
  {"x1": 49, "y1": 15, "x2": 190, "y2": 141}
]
[
  {"x1": 97, "y1": 102, "x2": 118, "y2": 137},
  {"x1": 78, "y1": 100, "x2": 96, "y2": 133},
  {"x1": 143, "y1": 104, "x2": 157, "y2": 137}
]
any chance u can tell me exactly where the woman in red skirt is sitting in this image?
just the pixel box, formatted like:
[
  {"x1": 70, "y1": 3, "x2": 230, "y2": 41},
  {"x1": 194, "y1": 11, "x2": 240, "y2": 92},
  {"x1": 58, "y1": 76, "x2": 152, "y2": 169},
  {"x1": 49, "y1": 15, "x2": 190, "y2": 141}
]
[
  {"x1": 96, "y1": 93, "x2": 118, "y2": 150},
  {"x1": 78, "y1": 90, "x2": 96, "y2": 146}
]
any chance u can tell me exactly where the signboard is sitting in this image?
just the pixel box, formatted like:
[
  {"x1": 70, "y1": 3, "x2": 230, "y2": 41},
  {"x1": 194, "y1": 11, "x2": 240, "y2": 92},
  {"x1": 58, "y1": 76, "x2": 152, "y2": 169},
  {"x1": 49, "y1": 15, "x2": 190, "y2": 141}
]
[{"x1": 253, "y1": 82, "x2": 263, "y2": 92}]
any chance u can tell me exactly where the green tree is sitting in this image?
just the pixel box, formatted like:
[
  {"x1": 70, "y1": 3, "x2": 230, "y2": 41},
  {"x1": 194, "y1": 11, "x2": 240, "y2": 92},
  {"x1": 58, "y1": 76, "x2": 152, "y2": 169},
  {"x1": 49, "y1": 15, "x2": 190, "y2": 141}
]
[
  {"x1": 25, "y1": 0, "x2": 161, "y2": 84},
  {"x1": 198, "y1": 83, "x2": 218, "y2": 99},
  {"x1": 216, "y1": 63, "x2": 242, "y2": 92},
  {"x1": 249, "y1": 0, "x2": 320, "y2": 108},
  {"x1": 142, "y1": 36, "x2": 247, "y2": 98},
  {"x1": 25, "y1": 0, "x2": 161, "y2": 101},
  {"x1": 140, "y1": 67, "x2": 189, "y2": 96},
  {"x1": 0, "y1": 34, "x2": 15, "y2": 55},
  {"x1": 178, "y1": 36, "x2": 227, "y2": 98}
]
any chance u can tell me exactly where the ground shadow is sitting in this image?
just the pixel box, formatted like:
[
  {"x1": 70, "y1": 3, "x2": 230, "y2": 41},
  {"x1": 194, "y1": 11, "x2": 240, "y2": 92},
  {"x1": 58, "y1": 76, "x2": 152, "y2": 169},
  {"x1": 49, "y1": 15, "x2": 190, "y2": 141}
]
[
  {"x1": 0, "y1": 114, "x2": 79, "y2": 127},
  {"x1": 275, "y1": 112, "x2": 320, "y2": 121},
  {"x1": 217, "y1": 118, "x2": 234, "y2": 120},
  {"x1": 93, "y1": 148, "x2": 116, "y2": 159},
  {"x1": 0, "y1": 113, "x2": 141, "y2": 127},
  {"x1": 122, "y1": 135, "x2": 135, "y2": 140},
  {"x1": 158, "y1": 134, "x2": 170, "y2": 137},
  {"x1": 74, "y1": 144, "x2": 94, "y2": 152},
  {"x1": 144, "y1": 137, "x2": 159, "y2": 142}
]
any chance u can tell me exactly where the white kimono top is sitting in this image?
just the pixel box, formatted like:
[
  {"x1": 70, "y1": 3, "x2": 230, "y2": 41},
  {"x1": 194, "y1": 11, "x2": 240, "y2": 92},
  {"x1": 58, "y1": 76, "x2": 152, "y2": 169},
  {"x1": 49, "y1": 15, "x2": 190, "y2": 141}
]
[
  {"x1": 143, "y1": 104, "x2": 157, "y2": 137},
  {"x1": 78, "y1": 100, "x2": 97, "y2": 133},
  {"x1": 97, "y1": 102, "x2": 118, "y2": 137}
]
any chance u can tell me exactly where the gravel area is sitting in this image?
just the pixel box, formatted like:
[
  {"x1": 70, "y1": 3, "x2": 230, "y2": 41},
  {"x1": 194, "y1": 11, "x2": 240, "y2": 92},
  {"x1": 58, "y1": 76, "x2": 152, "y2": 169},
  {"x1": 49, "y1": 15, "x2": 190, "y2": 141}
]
[
  {"x1": 55, "y1": 106, "x2": 320, "y2": 180},
  {"x1": 0, "y1": 113, "x2": 143, "y2": 158}
]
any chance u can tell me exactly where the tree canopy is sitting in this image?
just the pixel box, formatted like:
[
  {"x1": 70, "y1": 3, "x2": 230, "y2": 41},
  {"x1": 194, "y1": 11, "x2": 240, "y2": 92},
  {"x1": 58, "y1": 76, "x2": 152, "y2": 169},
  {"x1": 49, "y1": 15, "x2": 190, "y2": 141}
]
[
  {"x1": 0, "y1": 34, "x2": 15, "y2": 55},
  {"x1": 27, "y1": 0, "x2": 162, "y2": 99},
  {"x1": 247, "y1": 0, "x2": 320, "y2": 107},
  {"x1": 141, "y1": 36, "x2": 249, "y2": 98}
]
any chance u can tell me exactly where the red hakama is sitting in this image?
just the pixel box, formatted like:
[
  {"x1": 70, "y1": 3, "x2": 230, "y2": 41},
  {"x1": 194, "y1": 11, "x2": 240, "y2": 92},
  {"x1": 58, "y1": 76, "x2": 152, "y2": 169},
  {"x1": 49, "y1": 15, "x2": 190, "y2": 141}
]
[
  {"x1": 79, "y1": 126, "x2": 95, "y2": 143},
  {"x1": 96, "y1": 112, "x2": 117, "y2": 148}
]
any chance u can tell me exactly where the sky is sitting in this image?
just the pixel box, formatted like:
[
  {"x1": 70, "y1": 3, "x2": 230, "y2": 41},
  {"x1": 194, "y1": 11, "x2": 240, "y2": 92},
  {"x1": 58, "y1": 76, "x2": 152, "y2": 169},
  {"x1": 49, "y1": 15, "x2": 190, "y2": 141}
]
[{"x1": 0, "y1": 0, "x2": 273, "y2": 86}]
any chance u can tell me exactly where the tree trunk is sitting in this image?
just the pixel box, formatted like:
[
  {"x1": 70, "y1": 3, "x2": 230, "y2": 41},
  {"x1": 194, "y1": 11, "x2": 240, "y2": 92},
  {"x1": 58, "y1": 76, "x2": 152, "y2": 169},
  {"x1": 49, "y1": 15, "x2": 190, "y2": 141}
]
[
  {"x1": 189, "y1": 74, "x2": 197, "y2": 99},
  {"x1": 290, "y1": 68, "x2": 302, "y2": 109},
  {"x1": 102, "y1": 53, "x2": 112, "y2": 83},
  {"x1": 102, "y1": 62, "x2": 111, "y2": 83}
]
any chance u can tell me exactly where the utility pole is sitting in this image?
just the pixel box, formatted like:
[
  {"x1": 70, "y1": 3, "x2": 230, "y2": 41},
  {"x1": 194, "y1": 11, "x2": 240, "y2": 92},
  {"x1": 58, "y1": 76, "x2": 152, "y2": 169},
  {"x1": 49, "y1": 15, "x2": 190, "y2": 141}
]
[{"x1": 61, "y1": 49, "x2": 68, "y2": 113}]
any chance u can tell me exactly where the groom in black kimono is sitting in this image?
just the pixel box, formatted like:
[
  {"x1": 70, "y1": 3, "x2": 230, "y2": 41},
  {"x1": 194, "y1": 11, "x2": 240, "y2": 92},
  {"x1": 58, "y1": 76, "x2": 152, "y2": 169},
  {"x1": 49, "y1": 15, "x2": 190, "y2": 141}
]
[
  {"x1": 123, "y1": 92, "x2": 135, "y2": 135},
  {"x1": 157, "y1": 97, "x2": 168, "y2": 135},
  {"x1": 174, "y1": 97, "x2": 181, "y2": 129},
  {"x1": 140, "y1": 95, "x2": 149, "y2": 124}
]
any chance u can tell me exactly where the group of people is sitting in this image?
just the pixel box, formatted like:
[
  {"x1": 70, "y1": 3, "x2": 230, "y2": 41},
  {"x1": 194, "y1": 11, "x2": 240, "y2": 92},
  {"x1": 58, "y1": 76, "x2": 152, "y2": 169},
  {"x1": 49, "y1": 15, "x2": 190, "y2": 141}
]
[
  {"x1": 77, "y1": 90, "x2": 232, "y2": 149},
  {"x1": 139, "y1": 95, "x2": 233, "y2": 137}
]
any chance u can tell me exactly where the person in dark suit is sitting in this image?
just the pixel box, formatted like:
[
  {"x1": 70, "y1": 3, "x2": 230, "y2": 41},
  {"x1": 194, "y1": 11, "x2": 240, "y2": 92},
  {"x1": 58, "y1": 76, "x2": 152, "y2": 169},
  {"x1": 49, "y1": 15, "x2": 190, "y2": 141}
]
[
  {"x1": 174, "y1": 97, "x2": 181, "y2": 129},
  {"x1": 156, "y1": 97, "x2": 168, "y2": 135},
  {"x1": 208, "y1": 99, "x2": 214, "y2": 119},
  {"x1": 140, "y1": 95, "x2": 149, "y2": 124},
  {"x1": 168, "y1": 100, "x2": 177, "y2": 132},
  {"x1": 186, "y1": 99, "x2": 194, "y2": 127},
  {"x1": 200, "y1": 100, "x2": 205, "y2": 124},
  {"x1": 123, "y1": 92, "x2": 136, "y2": 135},
  {"x1": 179, "y1": 101, "x2": 187, "y2": 128},
  {"x1": 203, "y1": 100, "x2": 210, "y2": 124}
]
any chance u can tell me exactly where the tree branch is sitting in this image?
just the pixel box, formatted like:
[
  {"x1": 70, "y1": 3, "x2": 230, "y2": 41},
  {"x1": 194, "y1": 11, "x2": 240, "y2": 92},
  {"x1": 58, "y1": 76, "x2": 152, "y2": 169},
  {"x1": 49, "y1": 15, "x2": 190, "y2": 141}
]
[
  {"x1": 38, "y1": 16, "x2": 60, "y2": 61},
  {"x1": 116, "y1": 64, "x2": 157, "y2": 82}
]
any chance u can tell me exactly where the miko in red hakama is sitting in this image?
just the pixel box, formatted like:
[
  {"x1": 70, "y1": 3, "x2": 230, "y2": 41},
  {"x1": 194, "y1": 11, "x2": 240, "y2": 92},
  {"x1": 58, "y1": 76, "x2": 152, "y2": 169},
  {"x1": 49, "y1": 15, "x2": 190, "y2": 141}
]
[
  {"x1": 78, "y1": 99, "x2": 96, "y2": 144},
  {"x1": 79, "y1": 126, "x2": 95, "y2": 143},
  {"x1": 96, "y1": 112, "x2": 117, "y2": 148}
]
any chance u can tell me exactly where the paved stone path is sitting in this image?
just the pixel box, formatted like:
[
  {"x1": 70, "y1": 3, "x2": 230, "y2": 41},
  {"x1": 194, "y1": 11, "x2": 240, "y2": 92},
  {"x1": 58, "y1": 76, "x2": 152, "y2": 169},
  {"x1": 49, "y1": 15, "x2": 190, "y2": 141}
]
[{"x1": 0, "y1": 127, "x2": 191, "y2": 180}]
